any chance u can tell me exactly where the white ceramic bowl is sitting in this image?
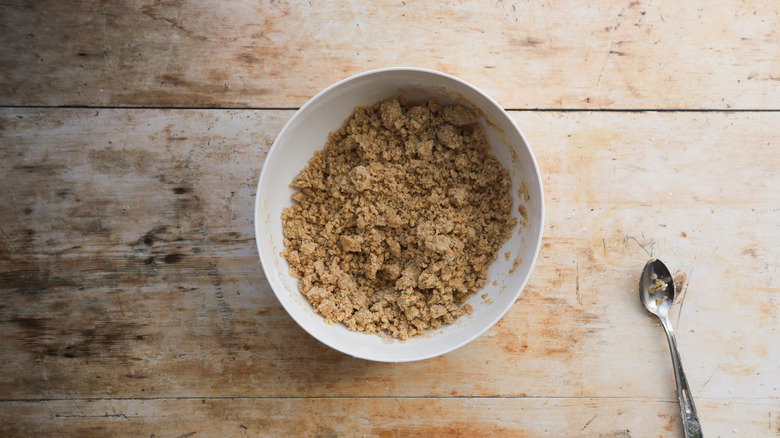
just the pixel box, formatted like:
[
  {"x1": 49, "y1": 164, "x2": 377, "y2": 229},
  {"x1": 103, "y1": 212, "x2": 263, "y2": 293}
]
[{"x1": 255, "y1": 67, "x2": 543, "y2": 362}]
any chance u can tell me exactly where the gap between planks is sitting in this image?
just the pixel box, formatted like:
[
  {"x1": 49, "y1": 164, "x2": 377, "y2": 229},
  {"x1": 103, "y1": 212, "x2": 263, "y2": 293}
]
[
  {"x1": 1, "y1": 105, "x2": 780, "y2": 113},
  {"x1": 0, "y1": 396, "x2": 756, "y2": 403}
]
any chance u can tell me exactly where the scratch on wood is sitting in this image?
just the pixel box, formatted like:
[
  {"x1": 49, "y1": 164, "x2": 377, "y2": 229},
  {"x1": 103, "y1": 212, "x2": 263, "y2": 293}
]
[
  {"x1": 0, "y1": 224, "x2": 15, "y2": 252},
  {"x1": 581, "y1": 414, "x2": 596, "y2": 430},
  {"x1": 767, "y1": 411, "x2": 770, "y2": 432},
  {"x1": 173, "y1": 432, "x2": 197, "y2": 438},
  {"x1": 51, "y1": 413, "x2": 128, "y2": 420},
  {"x1": 114, "y1": 289, "x2": 126, "y2": 317},
  {"x1": 624, "y1": 234, "x2": 653, "y2": 257},
  {"x1": 699, "y1": 373, "x2": 714, "y2": 392},
  {"x1": 382, "y1": 378, "x2": 410, "y2": 421},
  {"x1": 575, "y1": 260, "x2": 582, "y2": 305},
  {"x1": 595, "y1": 39, "x2": 615, "y2": 99}
]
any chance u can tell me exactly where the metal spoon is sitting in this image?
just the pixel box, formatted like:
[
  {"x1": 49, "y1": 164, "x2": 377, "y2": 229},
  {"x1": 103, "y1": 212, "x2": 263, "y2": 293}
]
[{"x1": 639, "y1": 259, "x2": 703, "y2": 438}]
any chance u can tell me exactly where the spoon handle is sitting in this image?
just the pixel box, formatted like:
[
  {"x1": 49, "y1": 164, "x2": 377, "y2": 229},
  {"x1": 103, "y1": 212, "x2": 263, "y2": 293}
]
[{"x1": 660, "y1": 316, "x2": 703, "y2": 438}]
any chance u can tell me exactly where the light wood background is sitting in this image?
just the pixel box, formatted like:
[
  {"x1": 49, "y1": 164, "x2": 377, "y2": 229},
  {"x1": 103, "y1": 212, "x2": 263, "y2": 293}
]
[{"x1": 1, "y1": 1, "x2": 778, "y2": 437}]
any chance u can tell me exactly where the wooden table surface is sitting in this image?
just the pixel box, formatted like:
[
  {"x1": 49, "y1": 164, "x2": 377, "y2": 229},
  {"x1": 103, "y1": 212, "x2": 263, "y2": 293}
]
[{"x1": 1, "y1": 1, "x2": 778, "y2": 436}]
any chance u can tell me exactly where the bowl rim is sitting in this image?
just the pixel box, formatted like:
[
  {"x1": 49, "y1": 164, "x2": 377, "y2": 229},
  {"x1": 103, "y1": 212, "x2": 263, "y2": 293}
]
[{"x1": 254, "y1": 67, "x2": 545, "y2": 362}]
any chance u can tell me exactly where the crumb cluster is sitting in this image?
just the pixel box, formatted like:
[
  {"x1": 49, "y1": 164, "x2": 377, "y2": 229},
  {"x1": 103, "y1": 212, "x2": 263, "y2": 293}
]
[{"x1": 281, "y1": 98, "x2": 516, "y2": 339}]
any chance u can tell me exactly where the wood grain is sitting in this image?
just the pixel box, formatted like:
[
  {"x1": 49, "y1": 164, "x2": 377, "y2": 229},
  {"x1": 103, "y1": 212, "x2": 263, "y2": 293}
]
[
  {"x1": 2, "y1": 397, "x2": 777, "y2": 437},
  {"x1": 3, "y1": 0, "x2": 779, "y2": 435},
  {"x1": 1, "y1": 0, "x2": 778, "y2": 110},
  {"x1": 1, "y1": 108, "x2": 778, "y2": 436}
]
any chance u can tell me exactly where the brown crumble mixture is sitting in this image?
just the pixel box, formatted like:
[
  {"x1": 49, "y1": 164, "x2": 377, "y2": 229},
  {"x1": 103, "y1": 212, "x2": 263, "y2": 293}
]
[{"x1": 281, "y1": 98, "x2": 516, "y2": 340}]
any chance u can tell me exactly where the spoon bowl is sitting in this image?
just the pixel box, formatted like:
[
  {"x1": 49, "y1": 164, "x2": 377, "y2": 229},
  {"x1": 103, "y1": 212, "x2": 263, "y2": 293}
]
[{"x1": 639, "y1": 258, "x2": 675, "y2": 317}]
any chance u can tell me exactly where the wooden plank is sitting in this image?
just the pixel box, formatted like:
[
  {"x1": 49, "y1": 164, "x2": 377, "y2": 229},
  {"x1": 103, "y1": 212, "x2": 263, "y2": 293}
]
[
  {"x1": 0, "y1": 0, "x2": 778, "y2": 110},
  {"x1": 1, "y1": 107, "x2": 777, "y2": 416},
  {"x1": 1, "y1": 397, "x2": 777, "y2": 437}
]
